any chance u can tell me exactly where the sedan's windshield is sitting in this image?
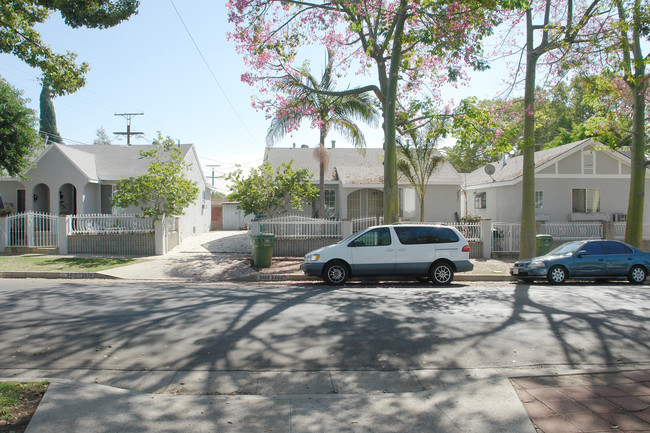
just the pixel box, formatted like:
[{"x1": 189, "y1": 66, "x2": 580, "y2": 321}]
[{"x1": 547, "y1": 241, "x2": 587, "y2": 256}]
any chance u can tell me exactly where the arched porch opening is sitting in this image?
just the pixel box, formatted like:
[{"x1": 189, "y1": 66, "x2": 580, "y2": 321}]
[
  {"x1": 346, "y1": 189, "x2": 383, "y2": 219},
  {"x1": 59, "y1": 183, "x2": 77, "y2": 215},
  {"x1": 32, "y1": 184, "x2": 50, "y2": 213}
]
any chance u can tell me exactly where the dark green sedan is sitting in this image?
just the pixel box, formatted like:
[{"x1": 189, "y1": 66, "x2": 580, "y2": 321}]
[{"x1": 511, "y1": 240, "x2": 650, "y2": 284}]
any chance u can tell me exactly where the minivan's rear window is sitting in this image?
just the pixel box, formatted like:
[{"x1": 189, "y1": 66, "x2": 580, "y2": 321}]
[{"x1": 394, "y1": 226, "x2": 459, "y2": 244}]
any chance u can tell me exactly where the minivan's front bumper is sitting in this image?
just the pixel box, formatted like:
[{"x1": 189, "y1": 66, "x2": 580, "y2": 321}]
[{"x1": 300, "y1": 262, "x2": 325, "y2": 277}]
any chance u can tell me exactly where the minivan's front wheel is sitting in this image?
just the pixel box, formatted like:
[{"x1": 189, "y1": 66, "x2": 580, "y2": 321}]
[
  {"x1": 323, "y1": 261, "x2": 349, "y2": 285},
  {"x1": 430, "y1": 262, "x2": 454, "y2": 285}
]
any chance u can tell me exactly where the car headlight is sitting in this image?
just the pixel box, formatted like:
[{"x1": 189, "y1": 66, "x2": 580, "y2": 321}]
[
  {"x1": 304, "y1": 254, "x2": 320, "y2": 262},
  {"x1": 530, "y1": 261, "x2": 546, "y2": 268}
]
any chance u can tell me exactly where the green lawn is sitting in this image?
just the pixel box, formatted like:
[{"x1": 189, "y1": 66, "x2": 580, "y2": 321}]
[
  {"x1": 0, "y1": 381, "x2": 48, "y2": 432},
  {"x1": 0, "y1": 256, "x2": 146, "y2": 272}
]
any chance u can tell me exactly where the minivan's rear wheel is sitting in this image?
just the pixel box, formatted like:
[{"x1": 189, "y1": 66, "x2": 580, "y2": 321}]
[
  {"x1": 323, "y1": 261, "x2": 349, "y2": 285},
  {"x1": 430, "y1": 262, "x2": 454, "y2": 285},
  {"x1": 628, "y1": 265, "x2": 647, "y2": 284}
]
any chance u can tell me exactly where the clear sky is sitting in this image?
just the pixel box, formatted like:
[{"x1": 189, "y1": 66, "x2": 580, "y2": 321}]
[{"x1": 0, "y1": 1, "x2": 511, "y2": 193}]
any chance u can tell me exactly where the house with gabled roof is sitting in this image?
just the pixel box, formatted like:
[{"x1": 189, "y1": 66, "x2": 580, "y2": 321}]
[
  {"x1": 463, "y1": 138, "x2": 650, "y2": 223},
  {"x1": 0, "y1": 142, "x2": 212, "y2": 240},
  {"x1": 263, "y1": 145, "x2": 463, "y2": 222}
]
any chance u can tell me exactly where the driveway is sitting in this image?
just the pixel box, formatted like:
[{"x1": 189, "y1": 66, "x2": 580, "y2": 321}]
[{"x1": 172, "y1": 230, "x2": 252, "y2": 254}]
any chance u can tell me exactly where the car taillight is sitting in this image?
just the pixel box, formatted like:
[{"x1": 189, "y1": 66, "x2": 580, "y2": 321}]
[{"x1": 462, "y1": 245, "x2": 470, "y2": 252}]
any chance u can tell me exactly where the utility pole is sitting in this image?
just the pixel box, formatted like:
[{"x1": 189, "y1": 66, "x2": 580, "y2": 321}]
[
  {"x1": 206, "y1": 164, "x2": 221, "y2": 187},
  {"x1": 114, "y1": 112, "x2": 144, "y2": 146}
]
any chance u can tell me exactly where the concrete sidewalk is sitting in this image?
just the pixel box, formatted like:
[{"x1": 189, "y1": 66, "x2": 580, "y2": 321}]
[
  {"x1": 24, "y1": 374, "x2": 532, "y2": 433},
  {"x1": 18, "y1": 366, "x2": 650, "y2": 433}
]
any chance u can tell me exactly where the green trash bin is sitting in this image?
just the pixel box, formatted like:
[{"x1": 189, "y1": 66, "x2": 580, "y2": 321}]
[
  {"x1": 251, "y1": 233, "x2": 275, "y2": 268},
  {"x1": 536, "y1": 234, "x2": 553, "y2": 257}
]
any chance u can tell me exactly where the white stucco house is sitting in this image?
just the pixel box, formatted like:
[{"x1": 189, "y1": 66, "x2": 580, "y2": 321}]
[
  {"x1": 0, "y1": 142, "x2": 212, "y2": 240},
  {"x1": 463, "y1": 138, "x2": 650, "y2": 223},
  {"x1": 263, "y1": 145, "x2": 464, "y2": 222}
]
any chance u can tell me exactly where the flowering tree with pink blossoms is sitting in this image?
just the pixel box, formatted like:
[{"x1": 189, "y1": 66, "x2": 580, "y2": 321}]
[{"x1": 227, "y1": 0, "x2": 522, "y2": 223}]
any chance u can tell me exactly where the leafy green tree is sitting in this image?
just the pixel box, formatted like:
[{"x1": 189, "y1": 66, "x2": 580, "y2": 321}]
[
  {"x1": 0, "y1": 77, "x2": 41, "y2": 177},
  {"x1": 223, "y1": 161, "x2": 319, "y2": 218},
  {"x1": 397, "y1": 125, "x2": 445, "y2": 222},
  {"x1": 266, "y1": 51, "x2": 379, "y2": 218},
  {"x1": 111, "y1": 134, "x2": 199, "y2": 221},
  {"x1": 39, "y1": 81, "x2": 62, "y2": 144},
  {"x1": 0, "y1": 1, "x2": 139, "y2": 96}
]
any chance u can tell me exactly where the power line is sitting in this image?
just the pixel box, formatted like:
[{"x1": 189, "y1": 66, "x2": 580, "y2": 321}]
[{"x1": 167, "y1": 0, "x2": 260, "y2": 147}]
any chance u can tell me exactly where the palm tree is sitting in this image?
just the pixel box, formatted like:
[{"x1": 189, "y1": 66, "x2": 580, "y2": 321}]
[
  {"x1": 397, "y1": 125, "x2": 445, "y2": 222},
  {"x1": 266, "y1": 51, "x2": 379, "y2": 218}
]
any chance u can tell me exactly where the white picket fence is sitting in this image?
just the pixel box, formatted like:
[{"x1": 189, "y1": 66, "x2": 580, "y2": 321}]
[
  {"x1": 67, "y1": 214, "x2": 154, "y2": 235},
  {"x1": 260, "y1": 215, "x2": 385, "y2": 240},
  {"x1": 3, "y1": 211, "x2": 160, "y2": 255},
  {"x1": 492, "y1": 221, "x2": 650, "y2": 253}
]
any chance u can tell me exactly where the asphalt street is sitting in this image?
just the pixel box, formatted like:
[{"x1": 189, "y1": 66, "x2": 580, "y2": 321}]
[{"x1": 0, "y1": 280, "x2": 647, "y2": 378}]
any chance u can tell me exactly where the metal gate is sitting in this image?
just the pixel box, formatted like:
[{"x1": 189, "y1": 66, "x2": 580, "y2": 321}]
[
  {"x1": 492, "y1": 222, "x2": 520, "y2": 253},
  {"x1": 7, "y1": 211, "x2": 58, "y2": 248}
]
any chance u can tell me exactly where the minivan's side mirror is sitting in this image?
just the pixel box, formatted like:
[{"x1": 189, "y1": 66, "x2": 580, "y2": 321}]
[{"x1": 576, "y1": 250, "x2": 587, "y2": 258}]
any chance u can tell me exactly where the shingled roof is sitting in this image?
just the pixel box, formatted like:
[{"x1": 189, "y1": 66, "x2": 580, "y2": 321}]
[
  {"x1": 464, "y1": 139, "x2": 598, "y2": 187},
  {"x1": 35, "y1": 143, "x2": 194, "y2": 181},
  {"x1": 264, "y1": 146, "x2": 461, "y2": 185}
]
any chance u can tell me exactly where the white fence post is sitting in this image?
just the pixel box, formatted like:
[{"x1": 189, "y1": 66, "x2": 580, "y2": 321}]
[
  {"x1": 342, "y1": 219, "x2": 353, "y2": 238},
  {"x1": 0, "y1": 216, "x2": 7, "y2": 252},
  {"x1": 250, "y1": 220, "x2": 261, "y2": 235},
  {"x1": 481, "y1": 219, "x2": 492, "y2": 259},
  {"x1": 26, "y1": 212, "x2": 34, "y2": 247},
  {"x1": 154, "y1": 217, "x2": 166, "y2": 255},
  {"x1": 58, "y1": 216, "x2": 68, "y2": 254}
]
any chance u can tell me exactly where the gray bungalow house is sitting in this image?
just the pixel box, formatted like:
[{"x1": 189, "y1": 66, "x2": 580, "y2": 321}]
[
  {"x1": 463, "y1": 138, "x2": 650, "y2": 223},
  {"x1": 0, "y1": 143, "x2": 212, "y2": 240},
  {"x1": 263, "y1": 145, "x2": 463, "y2": 222}
]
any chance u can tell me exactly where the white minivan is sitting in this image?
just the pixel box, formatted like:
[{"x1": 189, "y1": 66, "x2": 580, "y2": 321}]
[{"x1": 300, "y1": 224, "x2": 473, "y2": 285}]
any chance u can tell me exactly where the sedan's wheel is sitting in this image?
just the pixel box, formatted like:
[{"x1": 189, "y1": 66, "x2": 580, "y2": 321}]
[
  {"x1": 430, "y1": 262, "x2": 454, "y2": 285},
  {"x1": 628, "y1": 265, "x2": 647, "y2": 284},
  {"x1": 547, "y1": 265, "x2": 567, "y2": 284},
  {"x1": 323, "y1": 261, "x2": 349, "y2": 285}
]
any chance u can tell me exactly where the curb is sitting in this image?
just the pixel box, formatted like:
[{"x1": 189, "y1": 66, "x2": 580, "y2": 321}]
[
  {"x1": 0, "y1": 271, "x2": 515, "y2": 282},
  {"x1": 0, "y1": 271, "x2": 120, "y2": 280}
]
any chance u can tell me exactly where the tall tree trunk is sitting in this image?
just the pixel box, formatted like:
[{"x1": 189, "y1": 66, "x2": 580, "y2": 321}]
[
  {"x1": 383, "y1": 0, "x2": 407, "y2": 224},
  {"x1": 623, "y1": 0, "x2": 646, "y2": 248},
  {"x1": 520, "y1": 11, "x2": 540, "y2": 260},
  {"x1": 318, "y1": 129, "x2": 326, "y2": 218}
]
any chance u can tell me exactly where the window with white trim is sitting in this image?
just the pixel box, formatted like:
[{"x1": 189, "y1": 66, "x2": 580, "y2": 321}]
[
  {"x1": 572, "y1": 188, "x2": 600, "y2": 213},
  {"x1": 474, "y1": 192, "x2": 486, "y2": 209}
]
